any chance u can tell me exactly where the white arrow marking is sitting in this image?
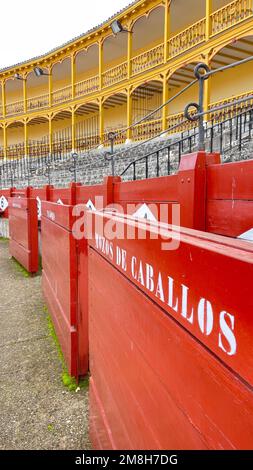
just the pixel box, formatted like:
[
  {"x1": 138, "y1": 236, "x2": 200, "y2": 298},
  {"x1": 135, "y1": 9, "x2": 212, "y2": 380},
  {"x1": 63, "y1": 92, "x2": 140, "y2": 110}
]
[
  {"x1": 238, "y1": 229, "x2": 253, "y2": 242},
  {"x1": 0, "y1": 195, "x2": 8, "y2": 212},
  {"x1": 57, "y1": 199, "x2": 64, "y2": 206},
  {"x1": 132, "y1": 203, "x2": 157, "y2": 222},
  {"x1": 86, "y1": 199, "x2": 96, "y2": 211}
]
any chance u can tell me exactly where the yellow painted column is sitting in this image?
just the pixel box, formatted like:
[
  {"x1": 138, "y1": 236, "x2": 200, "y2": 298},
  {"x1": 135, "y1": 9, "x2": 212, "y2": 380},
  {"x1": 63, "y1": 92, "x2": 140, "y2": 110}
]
[
  {"x1": 99, "y1": 99, "x2": 104, "y2": 143},
  {"x1": 205, "y1": 0, "x2": 213, "y2": 41},
  {"x1": 24, "y1": 121, "x2": 28, "y2": 157},
  {"x1": 3, "y1": 125, "x2": 7, "y2": 160},
  {"x1": 1, "y1": 80, "x2": 6, "y2": 118},
  {"x1": 49, "y1": 117, "x2": 53, "y2": 154},
  {"x1": 162, "y1": 75, "x2": 169, "y2": 132},
  {"x1": 127, "y1": 29, "x2": 132, "y2": 79},
  {"x1": 71, "y1": 53, "x2": 76, "y2": 100},
  {"x1": 23, "y1": 77, "x2": 27, "y2": 114},
  {"x1": 164, "y1": 0, "x2": 170, "y2": 62},
  {"x1": 48, "y1": 66, "x2": 53, "y2": 107},
  {"x1": 99, "y1": 40, "x2": 104, "y2": 90},
  {"x1": 127, "y1": 89, "x2": 133, "y2": 140},
  {"x1": 72, "y1": 109, "x2": 76, "y2": 151}
]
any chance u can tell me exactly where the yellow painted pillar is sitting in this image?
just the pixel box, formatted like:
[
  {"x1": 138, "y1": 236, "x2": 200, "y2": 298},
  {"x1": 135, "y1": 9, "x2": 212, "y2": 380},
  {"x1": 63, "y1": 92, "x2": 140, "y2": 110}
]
[
  {"x1": 162, "y1": 75, "x2": 169, "y2": 131},
  {"x1": 49, "y1": 117, "x2": 53, "y2": 154},
  {"x1": 127, "y1": 89, "x2": 133, "y2": 140},
  {"x1": 23, "y1": 77, "x2": 27, "y2": 114},
  {"x1": 1, "y1": 80, "x2": 6, "y2": 118},
  {"x1": 205, "y1": 0, "x2": 213, "y2": 41},
  {"x1": 127, "y1": 29, "x2": 132, "y2": 79},
  {"x1": 72, "y1": 109, "x2": 76, "y2": 151},
  {"x1": 3, "y1": 125, "x2": 7, "y2": 160},
  {"x1": 99, "y1": 40, "x2": 104, "y2": 90},
  {"x1": 99, "y1": 99, "x2": 104, "y2": 143},
  {"x1": 48, "y1": 66, "x2": 53, "y2": 107},
  {"x1": 164, "y1": 0, "x2": 170, "y2": 62},
  {"x1": 71, "y1": 53, "x2": 76, "y2": 100},
  {"x1": 24, "y1": 121, "x2": 28, "y2": 157}
]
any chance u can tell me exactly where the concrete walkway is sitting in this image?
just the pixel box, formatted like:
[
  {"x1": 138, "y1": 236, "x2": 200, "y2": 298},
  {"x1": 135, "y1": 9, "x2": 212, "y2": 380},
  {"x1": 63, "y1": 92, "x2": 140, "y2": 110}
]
[{"x1": 0, "y1": 240, "x2": 90, "y2": 450}]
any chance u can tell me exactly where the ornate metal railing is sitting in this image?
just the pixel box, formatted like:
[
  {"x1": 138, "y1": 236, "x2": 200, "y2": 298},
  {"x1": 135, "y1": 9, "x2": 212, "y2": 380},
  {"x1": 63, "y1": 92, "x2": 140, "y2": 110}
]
[
  {"x1": 103, "y1": 127, "x2": 127, "y2": 146},
  {"x1": 27, "y1": 93, "x2": 49, "y2": 111},
  {"x1": 6, "y1": 100, "x2": 24, "y2": 116},
  {"x1": 52, "y1": 137, "x2": 72, "y2": 154},
  {"x1": 132, "y1": 118, "x2": 162, "y2": 141},
  {"x1": 168, "y1": 18, "x2": 206, "y2": 59},
  {"x1": 52, "y1": 85, "x2": 72, "y2": 105},
  {"x1": 211, "y1": 0, "x2": 253, "y2": 35},
  {"x1": 75, "y1": 75, "x2": 99, "y2": 97},
  {"x1": 131, "y1": 43, "x2": 164, "y2": 76},
  {"x1": 75, "y1": 133, "x2": 100, "y2": 152},
  {"x1": 102, "y1": 61, "x2": 128, "y2": 88},
  {"x1": 208, "y1": 89, "x2": 253, "y2": 121},
  {"x1": 166, "y1": 112, "x2": 198, "y2": 133},
  {"x1": 27, "y1": 140, "x2": 50, "y2": 158}
]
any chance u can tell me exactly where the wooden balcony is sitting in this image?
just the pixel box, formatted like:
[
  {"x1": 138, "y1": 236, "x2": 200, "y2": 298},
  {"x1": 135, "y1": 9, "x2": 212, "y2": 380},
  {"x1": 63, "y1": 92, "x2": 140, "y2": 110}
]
[{"x1": 2, "y1": 0, "x2": 253, "y2": 119}]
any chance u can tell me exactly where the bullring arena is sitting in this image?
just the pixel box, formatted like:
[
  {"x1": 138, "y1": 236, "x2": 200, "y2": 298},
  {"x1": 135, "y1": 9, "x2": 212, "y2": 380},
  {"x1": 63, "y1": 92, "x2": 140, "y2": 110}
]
[{"x1": 1, "y1": 0, "x2": 253, "y2": 458}]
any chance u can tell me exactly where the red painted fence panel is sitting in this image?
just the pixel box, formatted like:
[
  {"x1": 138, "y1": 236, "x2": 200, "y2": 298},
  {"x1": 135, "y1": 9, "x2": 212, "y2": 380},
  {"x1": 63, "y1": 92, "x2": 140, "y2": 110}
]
[
  {"x1": 207, "y1": 159, "x2": 253, "y2": 237},
  {"x1": 88, "y1": 211, "x2": 253, "y2": 450},
  {"x1": 8, "y1": 197, "x2": 38, "y2": 273},
  {"x1": 41, "y1": 201, "x2": 88, "y2": 378}
]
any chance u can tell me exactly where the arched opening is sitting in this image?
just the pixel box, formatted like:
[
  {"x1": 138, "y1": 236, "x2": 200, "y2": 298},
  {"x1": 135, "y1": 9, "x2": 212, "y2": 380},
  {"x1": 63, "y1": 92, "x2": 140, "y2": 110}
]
[
  {"x1": 75, "y1": 45, "x2": 99, "y2": 97},
  {"x1": 5, "y1": 78, "x2": 24, "y2": 117},
  {"x1": 132, "y1": 80, "x2": 163, "y2": 140},
  {"x1": 132, "y1": 6, "x2": 165, "y2": 75},
  {"x1": 27, "y1": 69, "x2": 49, "y2": 112},
  {"x1": 167, "y1": 63, "x2": 199, "y2": 130},
  {"x1": 103, "y1": 34, "x2": 128, "y2": 87},
  {"x1": 210, "y1": 36, "x2": 253, "y2": 120},
  {"x1": 75, "y1": 102, "x2": 99, "y2": 152},
  {"x1": 52, "y1": 57, "x2": 72, "y2": 105},
  {"x1": 103, "y1": 93, "x2": 128, "y2": 144},
  {"x1": 6, "y1": 121, "x2": 24, "y2": 159},
  {"x1": 52, "y1": 110, "x2": 72, "y2": 154},
  {"x1": 27, "y1": 117, "x2": 49, "y2": 157}
]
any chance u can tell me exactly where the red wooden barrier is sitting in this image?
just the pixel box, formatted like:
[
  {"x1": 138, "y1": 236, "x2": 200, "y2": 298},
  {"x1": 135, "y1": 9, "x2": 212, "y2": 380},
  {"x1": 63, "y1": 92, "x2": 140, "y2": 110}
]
[
  {"x1": 41, "y1": 201, "x2": 87, "y2": 378},
  {"x1": 207, "y1": 159, "x2": 253, "y2": 238},
  {"x1": 114, "y1": 152, "x2": 220, "y2": 230},
  {"x1": 8, "y1": 197, "x2": 38, "y2": 273},
  {"x1": 88, "y1": 211, "x2": 253, "y2": 450}
]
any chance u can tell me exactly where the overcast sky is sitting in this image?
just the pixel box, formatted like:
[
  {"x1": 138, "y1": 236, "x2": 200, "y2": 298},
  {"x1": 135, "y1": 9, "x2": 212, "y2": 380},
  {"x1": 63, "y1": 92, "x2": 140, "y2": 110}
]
[{"x1": 0, "y1": 0, "x2": 131, "y2": 68}]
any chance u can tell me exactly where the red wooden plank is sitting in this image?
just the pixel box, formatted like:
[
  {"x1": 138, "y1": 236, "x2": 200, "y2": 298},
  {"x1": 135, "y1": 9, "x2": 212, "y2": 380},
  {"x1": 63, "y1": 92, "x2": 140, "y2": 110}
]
[
  {"x1": 207, "y1": 200, "x2": 253, "y2": 237},
  {"x1": 89, "y1": 248, "x2": 253, "y2": 450},
  {"x1": 207, "y1": 159, "x2": 253, "y2": 200}
]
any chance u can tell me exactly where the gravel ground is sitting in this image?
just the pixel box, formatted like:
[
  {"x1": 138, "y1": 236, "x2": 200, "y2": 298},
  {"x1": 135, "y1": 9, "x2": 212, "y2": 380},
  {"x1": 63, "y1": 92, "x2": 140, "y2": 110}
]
[{"x1": 0, "y1": 240, "x2": 91, "y2": 450}]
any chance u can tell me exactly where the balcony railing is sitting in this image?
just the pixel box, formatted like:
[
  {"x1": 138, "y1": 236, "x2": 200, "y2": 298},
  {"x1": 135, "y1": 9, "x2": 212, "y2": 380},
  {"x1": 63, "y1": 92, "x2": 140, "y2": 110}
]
[
  {"x1": 52, "y1": 85, "x2": 72, "y2": 105},
  {"x1": 27, "y1": 93, "x2": 49, "y2": 111},
  {"x1": 208, "y1": 89, "x2": 253, "y2": 121},
  {"x1": 102, "y1": 61, "x2": 128, "y2": 88},
  {"x1": 131, "y1": 43, "x2": 164, "y2": 76},
  {"x1": 168, "y1": 18, "x2": 206, "y2": 59},
  {"x1": 211, "y1": 0, "x2": 253, "y2": 35},
  {"x1": 75, "y1": 75, "x2": 99, "y2": 97},
  {"x1": 103, "y1": 127, "x2": 127, "y2": 146},
  {"x1": 75, "y1": 133, "x2": 100, "y2": 152},
  {"x1": 132, "y1": 119, "x2": 162, "y2": 141},
  {"x1": 166, "y1": 112, "x2": 198, "y2": 133},
  {"x1": 6, "y1": 100, "x2": 24, "y2": 116}
]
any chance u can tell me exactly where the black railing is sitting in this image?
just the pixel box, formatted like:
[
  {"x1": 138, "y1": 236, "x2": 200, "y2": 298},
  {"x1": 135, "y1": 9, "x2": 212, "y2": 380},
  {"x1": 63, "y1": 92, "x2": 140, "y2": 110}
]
[{"x1": 120, "y1": 107, "x2": 253, "y2": 180}]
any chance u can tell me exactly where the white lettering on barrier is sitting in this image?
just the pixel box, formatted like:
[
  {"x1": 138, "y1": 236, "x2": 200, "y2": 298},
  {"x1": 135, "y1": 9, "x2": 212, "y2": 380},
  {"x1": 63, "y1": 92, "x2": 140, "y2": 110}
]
[
  {"x1": 47, "y1": 210, "x2": 56, "y2": 221},
  {"x1": 95, "y1": 232, "x2": 237, "y2": 357}
]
